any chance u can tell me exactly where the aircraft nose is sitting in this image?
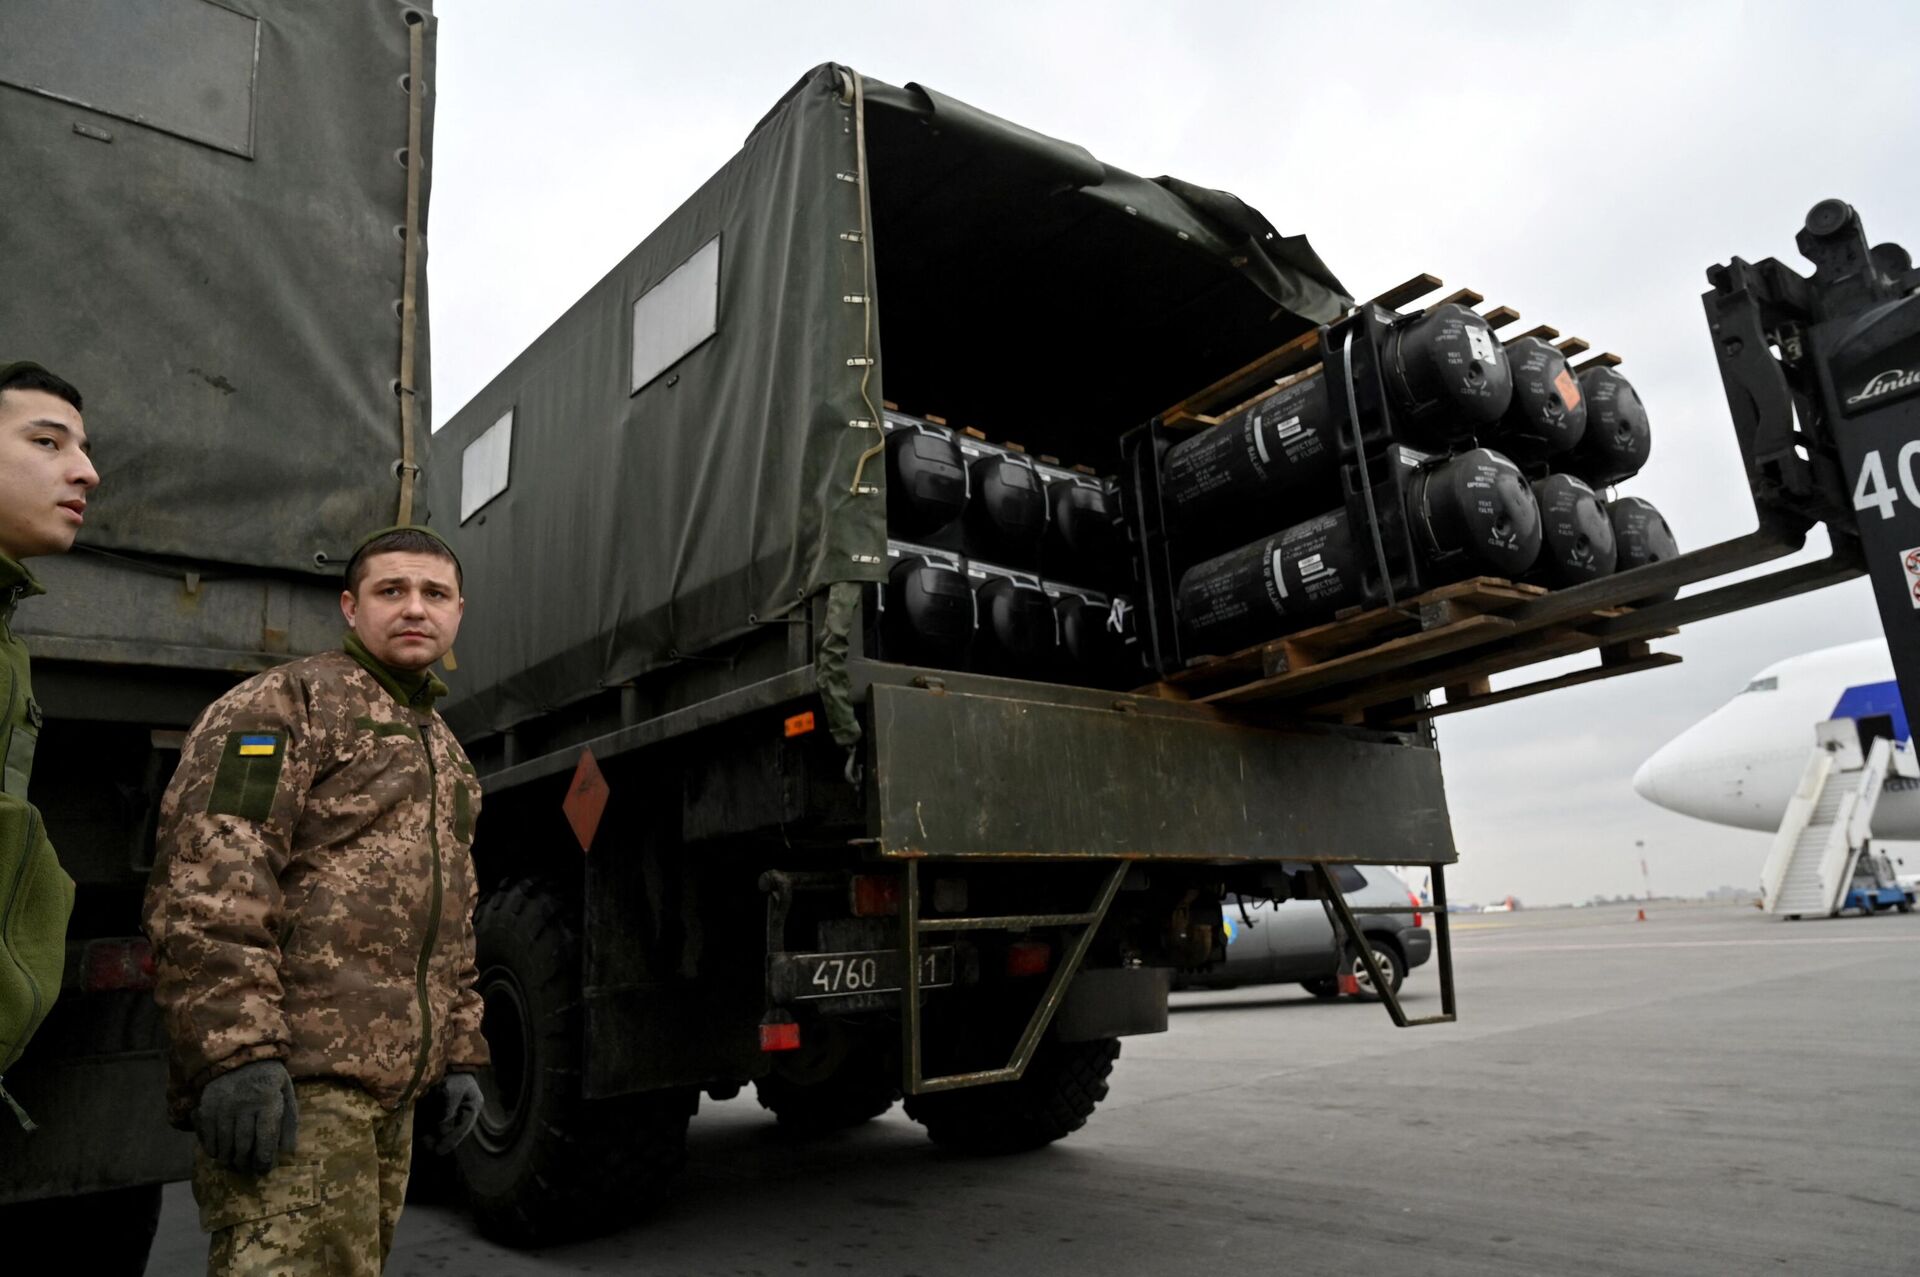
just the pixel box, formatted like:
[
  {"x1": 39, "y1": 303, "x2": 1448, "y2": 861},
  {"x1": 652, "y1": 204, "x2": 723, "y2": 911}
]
[{"x1": 1631, "y1": 753, "x2": 1664, "y2": 806}]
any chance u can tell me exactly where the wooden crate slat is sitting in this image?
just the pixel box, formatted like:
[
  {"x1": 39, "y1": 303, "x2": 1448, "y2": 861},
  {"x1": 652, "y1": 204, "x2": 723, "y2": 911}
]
[
  {"x1": 1482, "y1": 305, "x2": 1521, "y2": 329},
  {"x1": 1369, "y1": 273, "x2": 1444, "y2": 310},
  {"x1": 1428, "y1": 287, "x2": 1485, "y2": 311},
  {"x1": 1506, "y1": 323, "x2": 1560, "y2": 345},
  {"x1": 1159, "y1": 326, "x2": 1322, "y2": 427},
  {"x1": 1574, "y1": 352, "x2": 1624, "y2": 371},
  {"x1": 1554, "y1": 336, "x2": 1591, "y2": 357}
]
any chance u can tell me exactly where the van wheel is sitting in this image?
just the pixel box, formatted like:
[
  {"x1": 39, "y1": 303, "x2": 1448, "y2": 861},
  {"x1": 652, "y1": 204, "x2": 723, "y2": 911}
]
[
  {"x1": 455, "y1": 880, "x2": 696, "y2": 1246},
  {"x1": 903, "y1": 1037, "x2": 1118, "y2": 1154}
]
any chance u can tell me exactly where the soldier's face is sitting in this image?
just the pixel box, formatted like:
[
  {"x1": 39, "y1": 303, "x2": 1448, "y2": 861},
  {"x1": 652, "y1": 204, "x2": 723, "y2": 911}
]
[
  {"x1": 341, "y1": 551, "x2": 464, "y2": 671},
  {"x1": 0, "y1": 388, "x2": 99, "y2": 560}
]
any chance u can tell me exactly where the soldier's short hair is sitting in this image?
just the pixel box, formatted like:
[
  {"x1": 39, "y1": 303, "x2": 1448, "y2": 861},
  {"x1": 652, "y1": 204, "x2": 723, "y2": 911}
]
[
  {"x1": 345, "y1": 527, "x2": 462, "y2": 596},
  {"x1": 0, "y1": 361, "x2": 83, "y2": 412}
]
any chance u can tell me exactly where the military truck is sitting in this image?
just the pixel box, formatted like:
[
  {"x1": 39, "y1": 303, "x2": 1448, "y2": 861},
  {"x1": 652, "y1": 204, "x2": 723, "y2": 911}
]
[
  {"x1": 0, "y1": 2, "x2": 437, "y2": 1267},
  {"x1": 426, "y1": 62, "x2": 1909, "y2": 1247}
]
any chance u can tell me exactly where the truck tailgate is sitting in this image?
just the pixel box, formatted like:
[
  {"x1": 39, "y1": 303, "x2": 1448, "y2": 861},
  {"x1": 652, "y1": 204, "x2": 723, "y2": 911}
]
[{"x1": 869, "y1": 681, "x2": 1455, "y2": 862}]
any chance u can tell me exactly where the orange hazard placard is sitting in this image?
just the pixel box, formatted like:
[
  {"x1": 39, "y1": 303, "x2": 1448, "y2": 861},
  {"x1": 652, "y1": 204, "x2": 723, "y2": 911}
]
[
  {"x1": 562, "y1": 747, "x2": 610, "y2": 853},
  {"x1": 1554, "y1": 367, "x2": 1582, "y2": 411}
]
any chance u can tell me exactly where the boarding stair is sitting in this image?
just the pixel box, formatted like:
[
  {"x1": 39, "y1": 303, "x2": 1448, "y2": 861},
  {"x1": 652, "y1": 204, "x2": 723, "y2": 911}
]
[{"x1": 1761, "y1": 719, "x2": 1897, "y2": 918}]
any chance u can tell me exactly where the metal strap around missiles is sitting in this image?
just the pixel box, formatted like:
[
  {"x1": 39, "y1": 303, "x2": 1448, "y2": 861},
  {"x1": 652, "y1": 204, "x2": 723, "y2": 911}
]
[
  {"x1": 898, "y1": 859, "x2": 1128, "y2": 1095},
  {"x1": 1312, "y1": 862, "x2": 1457, "y2": 1028}
]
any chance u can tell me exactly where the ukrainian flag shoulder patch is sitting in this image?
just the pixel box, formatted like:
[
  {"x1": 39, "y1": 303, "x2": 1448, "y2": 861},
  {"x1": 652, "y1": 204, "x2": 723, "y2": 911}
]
[{"x1": 208, "y1": 730, "x2": 287, "y2": 821}]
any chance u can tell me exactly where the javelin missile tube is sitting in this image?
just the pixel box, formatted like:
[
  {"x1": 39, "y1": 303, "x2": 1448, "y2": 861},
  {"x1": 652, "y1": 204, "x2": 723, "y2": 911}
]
[
  {"x1": 960, "y1": 440, "x2": 1048, "y2": 566},
  {"x1": 1159, "y1": 304, "x2": 1514, "y2": 533},
  {"x1": 884, "y1": 415, "x2": 969, "y2": 536},
  {"x1": 1525, "y1": 474, "x2": 1616, "y2": 586},
  {"x1": 1051, "y1": 584, "x2": 1143, "y2": 686},
  {"x1": 1559, "y1": 366, "x2": 1651, "y2": 487},
  {"x1": 1487, "y1": 336, "x2": 1587, "y2": 462},
  {"x1": 1177, "y1": 448, "x2": 1543, "y2": 654},
  {"x1": 1607, "y1": 496, "x2": 1680, "y2": 603},
  {"x1": 880, "y1": 543, "x2": 974, "y2": 667},
  {"x1": 970, "y1": 560, "x2": 1058, "y2": 674}
]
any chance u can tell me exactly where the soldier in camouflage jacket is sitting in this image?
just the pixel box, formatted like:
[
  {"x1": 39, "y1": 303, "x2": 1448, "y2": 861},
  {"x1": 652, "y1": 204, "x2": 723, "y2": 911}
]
[{"x1": 145, "y1": 526, "x2": 488, "y2": 1276}]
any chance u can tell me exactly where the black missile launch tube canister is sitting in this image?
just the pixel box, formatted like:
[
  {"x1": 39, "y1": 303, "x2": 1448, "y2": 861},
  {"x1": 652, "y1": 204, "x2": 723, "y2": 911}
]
[
  {"x1": 1055, "y1": 589, "x2": 1142, "y2": 685},
  {"x1": 1158, "y1": 373, "x2": 1339, "y2": 533},
  {"x1": 961, "y1": 450, "x2": 1048, "y2": 564},
  {"x1": 1159, "y1": 304, "x2": 1514, "y2": 530},
  {"x1": 1407, "y1": 447, "x2": 1544, "y2": 579},
  {"x1": 1384, "y1": 303, "x2": 1516, "y2": 433},
  {"x1": 1176, "y1": 448, "x2": 1543, "y2": 655},
  {"x1": 1560, "y1": 366, "x2": 1651, "y2": 487},
  {"x1": 1526, "y1": 474, "x2": 1617, "y2": 586},
  {"x1": 1175, "y1": 509, "x2": 1363, "y2": 655},
  {"x1": 1487, "y1": 336, "x2": 1588, "y2": 463},
  {"x1": 1607, "y1": 496, "x2": 1679, "y2": 603},
  {"x1": 971, "y1": 567, "x2": 1059, "y2": 674},
  {"x1": 1046, "y1": 473, "x2": 1120, "y2": 566},
  {"x1": 882, "y1": 551, "x2": 975, "y2": 666},
  {"x1": 884, "y1": 422, "x2": 969, "y2": 537}
]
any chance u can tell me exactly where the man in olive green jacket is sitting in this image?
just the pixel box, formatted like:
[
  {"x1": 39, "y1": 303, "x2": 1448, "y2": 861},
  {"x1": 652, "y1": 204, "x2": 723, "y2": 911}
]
[{"x1": 0, "y1": 361, "x2": 100, "y2": 1126}]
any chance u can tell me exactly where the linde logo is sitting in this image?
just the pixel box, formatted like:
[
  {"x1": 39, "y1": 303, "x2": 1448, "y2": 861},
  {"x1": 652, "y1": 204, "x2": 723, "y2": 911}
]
[{"x1": 1846, "y1": 368, "x2": 1920, "y2": 405}]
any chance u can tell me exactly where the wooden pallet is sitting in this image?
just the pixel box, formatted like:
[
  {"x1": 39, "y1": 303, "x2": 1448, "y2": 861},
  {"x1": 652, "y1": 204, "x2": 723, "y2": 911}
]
[{"x1": 1137, "y1": 576, "x2": 1679, "y2": 726}]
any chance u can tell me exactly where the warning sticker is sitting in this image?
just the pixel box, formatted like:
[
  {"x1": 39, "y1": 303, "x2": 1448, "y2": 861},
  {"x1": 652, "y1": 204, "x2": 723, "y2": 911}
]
[
  {"x1": 1554, "y1": 367, "x2": 1582, "y2": 411},
  {"x1": 1466, "y1": 324, "x2": 1497, "y2": 365},
  {"x1": 1902, "y1": 545, "x2": 1920, "y2": 609}
]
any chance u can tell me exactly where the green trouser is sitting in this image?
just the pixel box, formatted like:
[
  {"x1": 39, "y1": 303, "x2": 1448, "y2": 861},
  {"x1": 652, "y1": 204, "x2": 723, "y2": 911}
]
[{"x1": 192, "y1": 1080, "x2": 414, "y2": 1277}]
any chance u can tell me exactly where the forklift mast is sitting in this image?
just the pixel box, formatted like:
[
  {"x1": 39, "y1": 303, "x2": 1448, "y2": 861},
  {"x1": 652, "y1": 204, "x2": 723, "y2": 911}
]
[{"x1": 1703, "y1": 199, "x2": 1920, "y2": 722}]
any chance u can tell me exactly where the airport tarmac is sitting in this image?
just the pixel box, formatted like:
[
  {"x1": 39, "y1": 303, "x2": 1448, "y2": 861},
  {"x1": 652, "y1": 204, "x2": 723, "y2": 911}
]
[{"x1": 145, "y1": 901, "x2": 1919, "y2": 1275}]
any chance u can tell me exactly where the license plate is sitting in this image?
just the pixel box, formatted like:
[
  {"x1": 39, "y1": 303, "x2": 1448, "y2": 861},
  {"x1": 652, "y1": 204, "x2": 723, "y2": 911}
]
[{"x1": 793, "y1": 946, "x2": 954, "y2": 999}]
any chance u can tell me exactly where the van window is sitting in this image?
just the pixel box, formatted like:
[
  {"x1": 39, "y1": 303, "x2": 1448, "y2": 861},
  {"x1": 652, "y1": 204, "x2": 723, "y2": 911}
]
[{"x1": 631, "y1": 237, "x2": 720, "y2": 393}]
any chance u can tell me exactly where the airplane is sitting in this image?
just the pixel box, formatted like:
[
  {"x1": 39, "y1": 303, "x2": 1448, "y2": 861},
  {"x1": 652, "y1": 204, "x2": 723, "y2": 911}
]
[{"x1": 1632, "y1": 637, "x2": 1919, "y2": 838}]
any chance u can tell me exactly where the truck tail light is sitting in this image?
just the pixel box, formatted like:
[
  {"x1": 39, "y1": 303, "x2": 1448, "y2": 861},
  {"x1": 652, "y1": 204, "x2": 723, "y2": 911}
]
[
  {"x1": 1409, "y1": 890, "x2": 1423, "y2": 929},
  {"x1": 850, "y1": 874, "x2": 901, "y2": 917},
  {"x1": 759, "y1": 1014, "x2": 801, "y2": 1052},
  {"x1": 1005, "y1": 940, "x2": 1051, "y2": 977},
  {"x1": 82, "y1": 937, "x2": 156, "y2": 993}
]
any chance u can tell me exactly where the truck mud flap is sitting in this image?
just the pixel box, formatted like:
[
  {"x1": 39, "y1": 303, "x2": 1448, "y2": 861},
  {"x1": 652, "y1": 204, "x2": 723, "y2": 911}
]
[{"x1": 868, "y1": 681, "x2": 1456, "y2": 864}]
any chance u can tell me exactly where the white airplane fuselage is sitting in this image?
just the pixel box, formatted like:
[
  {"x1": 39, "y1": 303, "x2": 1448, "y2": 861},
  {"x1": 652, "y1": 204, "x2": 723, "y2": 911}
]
[{"x1": 1633, "y1": 639, "x2": 1919, "y2": 837}]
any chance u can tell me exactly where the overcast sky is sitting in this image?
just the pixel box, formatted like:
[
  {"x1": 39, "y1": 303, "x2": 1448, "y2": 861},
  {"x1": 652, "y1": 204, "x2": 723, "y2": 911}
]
[{"x1": 426, "y1": 1, "x2": 1916, "y2": 906}]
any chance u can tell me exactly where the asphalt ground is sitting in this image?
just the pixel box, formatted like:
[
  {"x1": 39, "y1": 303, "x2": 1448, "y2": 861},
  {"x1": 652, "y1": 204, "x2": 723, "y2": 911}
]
[{"x1": 146, "y1": 901, "x2": 1920, "y2": 1276}]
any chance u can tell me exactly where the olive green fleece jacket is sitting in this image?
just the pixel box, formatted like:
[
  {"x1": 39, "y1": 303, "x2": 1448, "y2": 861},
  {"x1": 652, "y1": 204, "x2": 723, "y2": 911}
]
[{"x1": 0, "y1": 552, "x2": 75, "y2": 1108}]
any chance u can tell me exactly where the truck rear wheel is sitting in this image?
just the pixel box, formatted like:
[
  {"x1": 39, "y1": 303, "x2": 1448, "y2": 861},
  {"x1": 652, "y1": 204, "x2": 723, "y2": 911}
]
[
  {"x1": 902, "y1": 1037, "x2": 1119, "y2": 1154},
  {"x1": 455, "y1": 880, "x2": 695, "y2": 1246},
  {"x1": 753, "y1": 1025, "x2": 899, "y2": 1134}
]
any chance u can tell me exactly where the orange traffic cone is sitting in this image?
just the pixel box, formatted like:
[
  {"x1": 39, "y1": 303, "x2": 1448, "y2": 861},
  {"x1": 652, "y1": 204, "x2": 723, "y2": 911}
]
[{"x1": 1635, "y1": 908, "x2": 1647, "y2": 922}]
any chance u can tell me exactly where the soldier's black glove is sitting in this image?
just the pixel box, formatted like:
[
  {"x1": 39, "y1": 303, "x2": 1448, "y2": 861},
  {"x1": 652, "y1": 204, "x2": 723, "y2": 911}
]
[
  {"x1": 431, "y1": 1072, "x2": 484, "y2": 1155},
  {"x1": 195, "y1": 1060, "x2": 298, "y2": 1176}
]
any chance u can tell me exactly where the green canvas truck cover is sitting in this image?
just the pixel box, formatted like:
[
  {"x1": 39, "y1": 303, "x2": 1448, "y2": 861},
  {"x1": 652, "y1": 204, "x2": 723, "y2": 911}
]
[
  {"x1": 431, "y1": 63, "x2": 1349, "y2": 739},
  {"x1": 0, "y1": 0, "x2": 434, "y2": 575}
]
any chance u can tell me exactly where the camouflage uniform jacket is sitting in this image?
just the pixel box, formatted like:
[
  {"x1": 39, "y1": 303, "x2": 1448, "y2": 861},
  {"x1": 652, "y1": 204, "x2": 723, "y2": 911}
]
[{"x1": 145, "y1": 638, "x2": 487, "y2": 1125}]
